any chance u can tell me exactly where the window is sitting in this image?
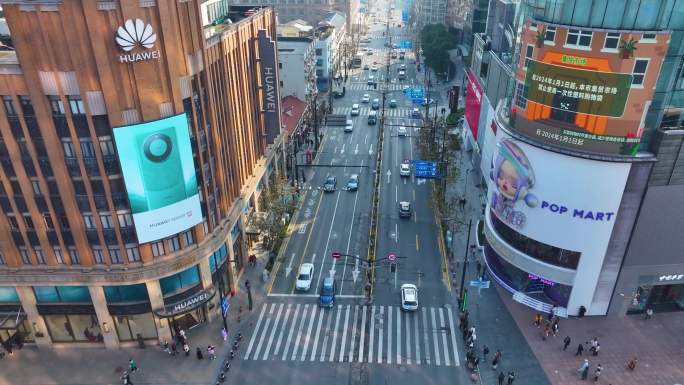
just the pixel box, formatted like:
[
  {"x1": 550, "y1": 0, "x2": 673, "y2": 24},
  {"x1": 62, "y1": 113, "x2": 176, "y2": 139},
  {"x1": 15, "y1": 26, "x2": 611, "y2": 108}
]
[
  {"x1": 7, "y1": 215, "x2": 19, "y2": 230},
  {"x1": 92, "y1": 247, "x2": 105, "y2": 264},
  {"x1": 80, "y1": 139, "x2": 95, "y2": 158},
  {"x1": 315, "y1": 48, "x2": 322, "y2": 56},
  {"x1": 68, "y1": 247, "x2": 80, "y2": 265},
  {"x1": 99, "y1": 138, "x2": 115, "y2": 156},
  {"x1": 278, "y1": 62, "x2": 282, "y2": 69},
  {"x1": 544, "y1": 26, "x2": 556, "y2": 43},
  {"x1": 19, "y1": 96, "x2": 34, "y2": 116},
  {"x1": 514, "y1": 82, "x2": 528, "y2": 109},
  {"x1": 23, "y1": 214, "x2": 34, "y2": 230},
  {"x1": 524, "y1": 45, "x2": 534, "y2": 68},
  {"x1": 31, "y1": 180, "x2": 42, "y2": 195},
  {"x1": 109, "y1": 246, "x2": 123, "y2": 264},
  {"x1": 2, "y1": 96, "x2": 16, "y2": 116},
  {"x1": 34, "y1": 247, "x2": 46, "y2": 264},
  {"x1": 566, "y1": 28, "x2": 592, "y2": 47},
  {"x1": 529, "y1": 22, "x2": 538, "y2": 31},
  {"x1": 183, "y1": 230, "x2": 194, "y2": 246},
  {"x1": 83, "y1": 214, "x2": 96, "y2": 229},
  {"x1": 0, "y1": 252, "x2": 5, "y2": 265},
  {"x1": 19, "y1": 247, "x2": 31, "y2": 264},
  {"x1": 632, "y1": 59, "x2": 649, "y2": 86},
  {"x1": 151, "y1": 241, "x2": 165, "y2": 257},
  {"x1": 126, "y1": 245, "x2": 141, "y2": 262},
  {"x1": 60, "y1": 215, "x2": 70, "y2": 230},
  {"x1": 99, "y1": 213, "x2": 113, "y2": 229},
  {"x1": 43, "y1": 213, "x2": 54, "y2": 230},
  {"x1": 53, "y1": 247, "x2": 65, "y2": 264},
  {"x1": 641, "y1": 33, "x2": 656, "y2": 42},
  {"x1": 168, "y1": 235, "x2": 181, "y2": 252},
  {"x1": 117, "y1": 212, "x2": 133, "y2": 228},
  {"x1": 603, "y1": 32, "x2": 620, "y2": 50},
  {"x1": 62, "y1": 140, "x2": 75, "y2": 157},
  {"x1": 68, "y1": 97, "x2": 86, "y2": 115},
  {"x1": 49, "y1": 97, "x2": 65, "y2": 115}
]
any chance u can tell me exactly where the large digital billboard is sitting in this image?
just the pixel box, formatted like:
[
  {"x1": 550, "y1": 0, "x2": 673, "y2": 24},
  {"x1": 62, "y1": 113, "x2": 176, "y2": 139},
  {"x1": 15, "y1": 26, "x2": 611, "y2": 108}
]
[
  {"x1": 511, "y1": 23, "x2": 670, "y2": 156},
  {"x1": 488, "y1": 129, "x2": 630, "y2": 254},
  {"x1": 113, "y1": 113, "x2": 202, "y2": 243},
  {"x1": 465, "y1": 69, "x2": 483, "y2": 140}
]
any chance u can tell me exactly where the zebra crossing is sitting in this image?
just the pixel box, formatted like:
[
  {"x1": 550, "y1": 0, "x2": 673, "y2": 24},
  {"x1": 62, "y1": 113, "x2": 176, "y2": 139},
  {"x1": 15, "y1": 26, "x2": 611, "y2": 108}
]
[
  {"x1": 243, "y1": 303, "x2": 461, "y2": 366},
  {"x1": 334, "y1": 106, "x2": 417, "y2": 118},
  {"x1": 348, "y1": 82, "x2": 419, "y2": 91}
]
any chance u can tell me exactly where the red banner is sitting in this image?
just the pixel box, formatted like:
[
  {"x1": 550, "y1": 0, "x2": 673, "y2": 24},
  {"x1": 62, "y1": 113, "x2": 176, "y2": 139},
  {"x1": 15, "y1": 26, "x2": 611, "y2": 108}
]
[{"x1": 465, "y1": 69, "x2": 483, "y2": 140}]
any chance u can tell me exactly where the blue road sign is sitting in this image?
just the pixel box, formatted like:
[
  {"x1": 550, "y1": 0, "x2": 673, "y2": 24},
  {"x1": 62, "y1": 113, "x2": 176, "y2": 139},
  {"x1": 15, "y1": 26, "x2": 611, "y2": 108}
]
[
  {"x1": 411, "y1": 160, "x2": 438, "y2": 178},
  {"x1": 400, "y1": 40, "x2": 412, "y2": 49},
  {"x1": 470, "y1": 279, "x2": 491, "y2": 296},
  {"x1": 221, "y1": 297, "x2": 230, "y2": 317}
]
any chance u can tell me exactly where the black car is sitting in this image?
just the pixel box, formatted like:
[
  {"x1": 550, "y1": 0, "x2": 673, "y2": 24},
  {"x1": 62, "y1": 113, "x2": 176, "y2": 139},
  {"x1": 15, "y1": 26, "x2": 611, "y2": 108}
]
[
  {"x1": 333, "y1": 89, "x2": 345, "y2": 98},
  {"x1": 323, "y1": 176, "x2": 337, "y2": 192}
]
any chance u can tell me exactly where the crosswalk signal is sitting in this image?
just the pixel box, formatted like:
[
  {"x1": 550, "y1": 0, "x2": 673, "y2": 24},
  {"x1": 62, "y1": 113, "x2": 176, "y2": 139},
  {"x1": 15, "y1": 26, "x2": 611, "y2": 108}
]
[
  {"x1": 374, "y1": 82, "x2": 378, "y2": 90},
  {"x1": 390, "y1": 262, "x2": 396, "y2": 273}
]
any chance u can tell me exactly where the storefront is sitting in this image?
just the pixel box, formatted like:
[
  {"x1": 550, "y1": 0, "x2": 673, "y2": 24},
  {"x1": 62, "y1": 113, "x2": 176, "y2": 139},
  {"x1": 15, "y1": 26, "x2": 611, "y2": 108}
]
[
  {"x1": 154, "y1": 286, "x2": 216, "y2": 336},
  {"x1": 104, "y1": 284, "x2": 158, "y2": 342},
  {"x1": 627, "y1": 280, "x2": 684, "y2": 314},
  {"x1": 0, "y1": 287, "x2": 34, "y2": 349},
  {"x1": 33, "y1": 286, "x2": 104, "y2": 344}
]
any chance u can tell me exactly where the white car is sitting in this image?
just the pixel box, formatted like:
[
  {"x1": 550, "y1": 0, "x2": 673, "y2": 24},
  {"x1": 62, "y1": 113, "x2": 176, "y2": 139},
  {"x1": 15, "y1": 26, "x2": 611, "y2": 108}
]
[
  {"x1": 400, "y1": 163, "x2": 411, "y2": 177},
  {"x1": 401, "y1": 284, "x2": 418, "y2": 311},
  {"x1": 361, "y1": 94, "x2": 370, "y2": 103},
  {"x1": 371, "y1": 65, "x2": 378, "y2": 72},
  {"x1": 344, "y1": 119, "x2": 353, "y2": 133},
  {"x1": 397, "y1": 126, "x2": 407, "y2": 136},
  {"x1": 367, "y1": 75, "x2": 375, "y2": 85},
  {"x1": 351, "y1": 103, "x2": 360, "y2": 116},
  {"x1": 296, "y1": 263, "x2": 315, "y2": 291}
]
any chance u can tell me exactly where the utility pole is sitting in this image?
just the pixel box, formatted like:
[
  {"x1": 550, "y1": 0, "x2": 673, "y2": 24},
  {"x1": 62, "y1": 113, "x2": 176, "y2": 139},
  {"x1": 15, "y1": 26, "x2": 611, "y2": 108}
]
[
  {"x1": 459, "y1": 219, "x2": 472, "y2": 307},
  {"x1": 313, "y1": 94, "x2": 319, "y2": 150}
]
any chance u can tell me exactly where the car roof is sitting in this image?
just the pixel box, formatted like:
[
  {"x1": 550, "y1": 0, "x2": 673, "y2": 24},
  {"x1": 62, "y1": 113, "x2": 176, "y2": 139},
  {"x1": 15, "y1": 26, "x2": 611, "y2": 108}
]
[
  {"x1": 350, "y1": 174, "x2": 359, "y2": 179},
  {"x1": 346, "y1": 119, "x2": 353, "y2": 124},
  {"x1": 400, "y1": 201, "x2": 410, "y2": 209},
  {"x1": 400, "y1": 163, "x2": 410, "y2": 168},
  {"x1": 300, "y1": 263, "x2": 314, "y2": 271},
  {"x1": 326, "y1": 176, "x2": 335, "y2": 181},
  {"x1": 323, "y1": 277, "x2": 334, "y2": 286},
  {"x1": 352, "y1": 103, "x2": 359, "y2": 108}
]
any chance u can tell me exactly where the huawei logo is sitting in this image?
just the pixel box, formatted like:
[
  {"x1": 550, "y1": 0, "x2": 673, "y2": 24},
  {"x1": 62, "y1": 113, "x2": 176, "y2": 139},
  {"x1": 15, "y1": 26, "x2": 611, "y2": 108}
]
[
  {"x1": 116, "y1": 19, "x2": 157, "y2": 52},
  {"x1": 115, "y1": 19, "x2": 161, "y2": 63}
]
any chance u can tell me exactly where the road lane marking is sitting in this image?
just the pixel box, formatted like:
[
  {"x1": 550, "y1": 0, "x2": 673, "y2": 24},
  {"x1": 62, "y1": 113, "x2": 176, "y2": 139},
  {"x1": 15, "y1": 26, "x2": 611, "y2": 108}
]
[
  {"x1": 359, "y1": 305, "x2": 367, "y2": 363},
  {"x1": 439, "y1": 308, "x2": 450, "y2": 366},
  {"x1": 421, "y1": 307, "x2": 430, "y2": 365},
  {"x1": 387, "y1": 306, "x2": 393, "y2": 364},
  {"x1": 406, "y1": 311, "x2": 413, "y2": 365},
  {"x1": 315, "y1": 190, "x2": 342, "y2": 291},
  {"x1": 300, "y1": 305, "x2": 318, "y2": 361},
  {"x1": 340, "y1": 160, "x2": 364, "y2": 294},
  {"x1": 329, "y1": 305, "x2": 343, "y2": 362},
  {"x1": 416, "y1": 234, "x2": 419, "y2": 251},
  {"x1": 244, "y1": 304, "x2": 268, "y2": 360},
  {"x1": 446, "y1": 306, "x2": 461, "y2": 366},
  {"x1": 339, "y1": 305, "x2": 351, "y2": 362},
  {"x1": 395, "y1": 184, "x2": 398, "y2": 202},
  {"x1": 431, "y1": 307, "x2": 441, "y2": 366},
  {"x1": 263, "y1": 303, "x2": 284, "y2": 360},
  {"x1": 349, "y1": 305, "x2": 359, "y2": 362},
  {"x1": 369, "y1": 305, "x2": 375, "y2": 363},
  {"x1": 319, "y1": 304, "x2": 335, "y2": 361},
  {"x1": 289, "y1": 191, "x2": 324, "y2": 294},
  {"x1": 273, "y1": 304, "x2": 291, "y2": 356},
  {"x1": 377, "y1": 306, "x2": 384, "y2": 363},
  {"x1": 395, "y1": 223, "x2": 398, "y2": 244},
  {"x1": 309, "y1": 306, "x2": 326, "y2": 361},
  {"x1": 291, "y1": 304, "x2": 310, "y2": 360},
  {"x1": 396, "y1": 307, "x2": 402, "y2": 364},
  {"x1": 252, "y1": 304, "x2": 274, "y2": 359},
  {"x1": 282, "y1": 304, "x2": 302, "y2": 360}
]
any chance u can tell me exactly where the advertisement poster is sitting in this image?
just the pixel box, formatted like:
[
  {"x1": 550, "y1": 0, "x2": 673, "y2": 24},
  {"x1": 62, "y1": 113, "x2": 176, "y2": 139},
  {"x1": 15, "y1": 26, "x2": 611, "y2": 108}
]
[
  {"x1": 512, "y1": 24, "x2": 670, "y2": 155},
  {"x1": 488, "y1": 130, "x2": 630, "y2": 253},
  {"x1": 465, "y1": 69, "x2": 483, "y2": 140},
  {"x1": 258, "y1": 29, "x2": 282, "y2": 145},
  {"x1": 113, "y1": 113, "x2": 202, "y2": 243}
]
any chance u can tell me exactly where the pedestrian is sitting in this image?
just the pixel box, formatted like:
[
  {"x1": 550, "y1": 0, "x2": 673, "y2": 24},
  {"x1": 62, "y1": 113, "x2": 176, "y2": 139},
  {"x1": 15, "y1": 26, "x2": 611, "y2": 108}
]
[
  {"x1": 221, "y1": 327, "x2": 228, "y2": 342},
  {"x1": 245, "y1": 280, "x2": 251, "y2": 290},
  {"x1": 179, "y1": 329, "x2": 186, "y2": 341},
  {"x1": 196, "y1": 346, "x2": 203, "y2": 360},
  {"x1": 492, "y1": 349, "x2": 502, "y2": 369},
  {"x1": 498, "y1": 371, "x2": 505, "y2": 385},
  {"x1": 183, "y1": 343, "x2": 190, "y2": 356},
  {"x1": 122, "y1": 371, "x2": 132, "y2": 385},
  {"x1": 594, "y1": 364, "x2": 602, "y2": 382},
  {"x1": 578, "y1": 359, "x2": 590, "y2": 380},
  {"x1": 552, "y1": 320, "x2": 559, "y2": 336},
  {"x1": 171, "y1": 342, "x2": 177, "y2": 356},
  {"x1": 627, "y1": 356, "x2": 638, "y2": 371},
  {"x1": 162, "y1": 340, "x2": 170, "y2": 354},
  {"x1": 592, "y1": 343, "x2": 600, "y2": 356},
  {"x1": 563, "y1": 336, "x2": 571, "y2": 350},
  {"x1": 207, "y1": 345, "x2": 216, "y2": 360},
  {"x1": 644, "y1": 308, "x2": 653, "y2": 320},
  {"x1": 576, "y1": 343, "x2": 584, "y2": 356},
  {"x1": 128, "y1": 358, "x2": 138, "y2": 373},
  {"x1": 542, "y1": 323, "x2": 551, "y2": 341},
  {"x1": 507, "y1": 371, "x2": 515, "y2": 385},
  {"x1": 482, "y1": 345, "x2": 490, "y2": 362},
  {"x1": 549, "y1": 306, "x2": 556, "y2": 321},
  {"x1": 534, "y1": 313, "x2": 543, "y2": 328}
]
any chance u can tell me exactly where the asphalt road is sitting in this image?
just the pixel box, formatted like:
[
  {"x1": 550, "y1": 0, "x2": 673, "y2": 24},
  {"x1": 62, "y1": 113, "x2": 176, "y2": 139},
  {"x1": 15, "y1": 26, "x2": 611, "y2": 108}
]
[{"x1": 233, "y1": 3, "x2": 469, "y2": 384}]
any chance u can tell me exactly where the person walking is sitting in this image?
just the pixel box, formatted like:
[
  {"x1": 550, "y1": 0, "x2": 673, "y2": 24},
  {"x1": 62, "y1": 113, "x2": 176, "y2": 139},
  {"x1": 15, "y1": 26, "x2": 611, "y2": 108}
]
[
  {"x1": 592, "y1": 343, "x2": 600, "y2": 356},
  {"x1": 183, "y1": 343, "x2": 190, "y2": 356},
  {"x1": 221, "y1": 328, "x2": 228, "y2": 342},
  {"x1": 492, "y1": 349, "x2": 502, "y2": 369},
  {"x1": 507, "y1": 371, "x2": 515, "y2": 385},
  {"x1": 207, "y1": 345, "x2": 216, "y2": 360},
  {"x1": 171, "y1": 342, "x2": 177, "y2": 357},
  {"x1": 593, "y1": 364, "x2": 602, "y2": 382},
  {"x1": 482, "y1": 345, "x2": 490, "y2": 362},
  {"x1": 627, "y1": 356, "x2": 638, "y2": 371},
  {"x1": 196, "y1": 347, "x2": 203, "y2": 360},
  {"x1": 121, "y1": 371, "x2": 133, "y2": 385},
  {"x1": 534, "y1": 313, "x2": 543, "y2": 328},
  {"x1": 498, "y1": 371, "x2": 505, "y2": 385},
  {"x1": 128, "y1": 358, "x2": 138, "y2": 373},
  {"x1": 563, "y1": 336, "x2": 572, "y2": 350},
  {"x1": 578, "y1": 359, "x2": 590, "y2": 380},
  {"x1": 575, "y1": 343, "x2": 584, "y2": 356},
  {"x1": 644, "y1": 308, "x2": 653, "y2": 320}
]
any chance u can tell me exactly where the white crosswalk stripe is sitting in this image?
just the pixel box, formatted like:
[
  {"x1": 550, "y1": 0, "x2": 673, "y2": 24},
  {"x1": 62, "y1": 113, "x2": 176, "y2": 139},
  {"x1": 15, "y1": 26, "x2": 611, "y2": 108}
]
[
  {"x1": 333, "y1": 106, "x2": 417, "y2": 118},
  {"x1": 243, "y1": 303, "x2": 460, "y2": 367}
]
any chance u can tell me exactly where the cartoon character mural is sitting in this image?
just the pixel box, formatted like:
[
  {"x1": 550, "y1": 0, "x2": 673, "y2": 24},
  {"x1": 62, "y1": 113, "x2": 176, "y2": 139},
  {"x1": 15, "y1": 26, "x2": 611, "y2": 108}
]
[{"x1": 490, "y1": 139, "x2": 538, "y2": 228}]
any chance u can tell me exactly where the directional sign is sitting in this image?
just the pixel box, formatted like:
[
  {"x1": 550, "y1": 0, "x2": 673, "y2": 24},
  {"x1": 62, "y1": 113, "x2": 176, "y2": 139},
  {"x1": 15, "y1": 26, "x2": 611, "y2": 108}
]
[
  {"x1": 388, "y1": 253, "x2": 397, "y2": 262},
  {"x1": 221, "y1": 297, "x2": 230, "y2": 317},
  {"x1": 470, "y1": 280, "x2": 491, "y2": 289},
  {"x1": 400, "y1": 40, "x2": 412, "y2": 49},
  {"x1": 411, "y1": 160, "x2": 438, "y2": 178}
]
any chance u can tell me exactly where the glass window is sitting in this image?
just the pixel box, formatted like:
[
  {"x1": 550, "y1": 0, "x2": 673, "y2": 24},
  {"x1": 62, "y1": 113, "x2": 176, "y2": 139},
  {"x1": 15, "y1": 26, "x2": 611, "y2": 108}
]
[
  {"x1": 68, "y1": 97, "x2": 86, "y2": 115},
  {"x1": 8, "y1": 216, "x2": 19, "y2": 230},
  {"x1": 100, "y1": 213, "x2": 113, "y2": 229},
  {"x1": 151, "y1": 241, "x2": 165, "y2": 257},
  {"x1": 53, "y1": 247, "x2": 65, "y2": 264},
  {"x1": 544, "y1": 26, "x2": 556, "y2": 42},
  {"x1": 2, "y1": 96, "x2": 16, "y2": 116},
  {"x1": 34, "y1": 286, "x2": 60, "y2": 302},
  {"x1": 603, "y1": 32, "x2": 620, "y2": 50},
  {"x1": 83, "y1": 214, "x2": 96, "y2": 229},
  {"x1": 109, "y1": 246, "x2": 122, "y2": 264},
  {"x1": 0, "y1": 252, "x2": 5, "y2": 265},
  {"x1": 566, "y1": 28, "x2": 592, "y2": 47},
  {"x1": 114, "y1": 313, "x2": 157, "y2": 341},
  {"x1": 69, "y1": 314, "x2": 102, "y2": 342},
  {"x1": 183, "y1": 230, "x2": 194, "y2": 246},
  {"x1": 104, "y1": 284, "x2": 148, "y2": 303},
  {"x1": 117, "y1": 212, "x2": 133, "y2": 227},
  {"x1": 44, "y1": 315, "x2": 74, "y2": 342},
  {"x1": 168, "y1": 235, "x2": 181, "y2": 252},
  {"x1": 19, "y1": 96, "x2": 34, "y2": 116},
  {"x1": 68, "y1": 247, "x2": 80, "y2": 265},
  {"x1": 524, "y1": 45, "x2": 533, "y2": 68},
  {"x1": 35, "y1": 247, "x2": 46, "y2": 264},
  {"x1": 632, "y1": 59, "x2": 649, "y2": 86},
  {"x1": 0, "y1": 286, "x2": 19, "y2": 302},
  {"x1": 57, "y1": 286, "x2": 91, "y2": 302},
  {"x1": 159, "y1": 265, "x2": 200, "y2": 296},
  {"x1": 23, "y1": 214, "x2": 34, "y2": 230},
  {"x1": 641, "y1": 33, "x2": 657, "y2": 41},
  {"x1": 126, "y1": 245, "x2": 141, "y2": 262},
  {"x1": 31, "y1": 180, "x2": 42, "y2": 195},
  {"x1": 43, "y1": 213, "x2": 54, "y2": 230},
  {"x1": 49, "y1": 97, "x2": 65, "y2": 115},
  {"x1": 80, "y1": 139, "x2": 95, "y2": 158},
  {"x1": 99, "y1": 138, "x2": 115, "y2": 156},
  {"x1": 92, "y1": 247, "x2": 105, "y2": 264},
  {"x1": 62, "y1": 140, "x2": 75, "y2": 157}
]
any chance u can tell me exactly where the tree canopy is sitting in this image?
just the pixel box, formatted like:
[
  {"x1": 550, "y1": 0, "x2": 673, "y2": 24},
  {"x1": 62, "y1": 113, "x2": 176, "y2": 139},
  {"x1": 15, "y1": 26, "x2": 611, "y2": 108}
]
[{"x1": 420, "y1": 24, "x2": 456, "y2": 75}]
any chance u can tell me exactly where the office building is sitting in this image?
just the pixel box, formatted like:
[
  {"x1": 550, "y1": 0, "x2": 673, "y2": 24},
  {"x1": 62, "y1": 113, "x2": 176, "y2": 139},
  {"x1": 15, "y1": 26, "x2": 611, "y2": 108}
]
[
  {"x1": 0, "y1": 1, "x2": 283, "y2": 348},
  {"x1": 277, "y1": 37, "x2": 317, "y2": 101}
]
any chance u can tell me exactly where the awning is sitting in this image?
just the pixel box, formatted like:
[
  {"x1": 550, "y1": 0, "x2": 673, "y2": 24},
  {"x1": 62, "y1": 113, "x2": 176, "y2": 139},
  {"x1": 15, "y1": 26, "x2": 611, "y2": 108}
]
[
  {"x1": 0, "y1": 307, "x2": 26, "y2": 330},
  {"x1": 153, "y1": 287, "x2": 216, "y2": 318}
]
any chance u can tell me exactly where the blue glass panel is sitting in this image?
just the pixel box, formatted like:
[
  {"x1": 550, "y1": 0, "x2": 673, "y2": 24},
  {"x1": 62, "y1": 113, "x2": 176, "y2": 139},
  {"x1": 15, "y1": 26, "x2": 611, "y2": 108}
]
[
  {"x1": 209, "y1": 256, "x2": 217, "y2": 273},
  {"x1": 179, "y1": 266, "x2": 200, "y2": 287},
  {"x1": 160, "y1": 274, "x2": 181, "y2": 295},
  {"x1": 160, "y1": 265, "x2": 200, "y2": 295},
  {"x1": 603, "y1": 0, "x2": 627, "y2": 28},
  {"x1": 0, "y1": 287, "x2": 19, "y2": 302},
  {"x1": 589, "y1": 1, "x2": 607, "y2": 28},
  {"x1": 104, "y1": 286, "x2": 121, "y2": 303},
  {"x1": 635, "y1": 0, "x2": 660, "y2": 29},
  {"x1": 57, "y1": 286, "x2": 91, "y2": 302},
  {"x1": 117, "y1": 284, "x2": 148, "y2": 302},
  {"x1": 670, "y1": 0, "x2": 684, "y2": 28},
  {"x1": 33, "y1": 286, "x2": 59, "y2": 303}
]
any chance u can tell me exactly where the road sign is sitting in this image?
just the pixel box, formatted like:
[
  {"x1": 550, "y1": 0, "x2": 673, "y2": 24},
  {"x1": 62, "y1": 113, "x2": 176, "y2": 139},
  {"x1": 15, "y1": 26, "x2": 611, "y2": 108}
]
[
  {"x1": 221, "y1": 297, "x2": 230, "y2": 317},
  {"x1": 470, "y1": 280, "x2": 490, "y2": 289},
  {"x1": 399, "y1": 40, "x2": 412, "y2": 49},
  {"x1": 388, "y1": 253, "x2": 397, "y2": 262},
  {"x1": 410, "y1": 160, "x2": 438, "y2": 178}
]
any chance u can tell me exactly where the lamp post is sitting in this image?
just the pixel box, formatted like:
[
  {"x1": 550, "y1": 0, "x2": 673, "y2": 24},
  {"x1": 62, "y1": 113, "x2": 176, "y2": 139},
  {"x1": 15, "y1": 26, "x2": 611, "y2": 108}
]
[{"x1": 458, "y1": 218, "x2": 473, "y2": 312}]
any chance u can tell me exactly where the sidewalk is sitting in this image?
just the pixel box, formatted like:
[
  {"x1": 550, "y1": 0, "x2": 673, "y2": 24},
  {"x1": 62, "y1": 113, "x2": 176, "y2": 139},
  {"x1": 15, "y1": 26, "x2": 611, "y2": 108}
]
[{"x1": 0, "y1": 247, "x2": 272, "y2": 385}]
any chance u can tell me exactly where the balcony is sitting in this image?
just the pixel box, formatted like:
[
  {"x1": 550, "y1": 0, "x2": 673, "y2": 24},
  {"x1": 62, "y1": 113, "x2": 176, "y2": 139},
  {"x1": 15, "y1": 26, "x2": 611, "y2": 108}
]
[
  {"x1": 85, "y1": 229, "x2": 99, "y2": 244},
  {"x1": 83, "y1": 157, "x2": 100, "y2": 176},
  {"x1": 120, "y1": 227, "x2": 137, "y2": 243},
  {"x1": 53, "y1": 116, "x2": 70, "y2": 137},
  {"x1": 102, "y1": 155, "x2": 120, "y2": 175},
  {"x1": 64, "y1": 156, "x2": 81, "y2": 177},
  {"x1": 8, "y1": 116, "x2": 23, "y2": 138},
  {"x1": 75, "y1": 194, "x2": 90, "y2": 211},
  {"x1": 50, "y1": 195, "x2": 64, "y2": 212},
  {"x1": 24, "y1": 115, "x2": 42, "y2": 138},
  {"x1": 21, "y1": 157, "x2": 36, "y2": 177},
  {"x1": 102, "y1": 229, "x2": 118, "y2": 245},
  {"x1": 93, "y1": 194, "x2": 108, "y2": 210},
  {"x1": 38, "y1": 157, "x2": 53, "y2": 177},
  {"x1": 111, "y1": 192, "x2": 129, "y2": 210}
]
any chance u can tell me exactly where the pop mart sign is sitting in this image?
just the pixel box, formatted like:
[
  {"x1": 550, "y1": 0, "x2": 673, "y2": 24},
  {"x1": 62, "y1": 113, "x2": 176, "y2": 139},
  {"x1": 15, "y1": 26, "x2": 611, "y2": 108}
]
[{"x1": 115, "y1": 19, "x2": 160, "y2": 63}]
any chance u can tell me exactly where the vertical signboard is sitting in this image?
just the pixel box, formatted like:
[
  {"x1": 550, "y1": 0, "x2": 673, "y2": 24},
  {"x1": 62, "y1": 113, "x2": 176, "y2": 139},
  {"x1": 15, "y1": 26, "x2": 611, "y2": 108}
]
[
  {"x1": 113, "y1": 113, "x2": 202, "y2": 243},
  {"x1": 258, "y1": 29, "x2": 281, "y2": 145},
  {"x1": 465, "y1": 69, "x2": 483, "y2": 140}
]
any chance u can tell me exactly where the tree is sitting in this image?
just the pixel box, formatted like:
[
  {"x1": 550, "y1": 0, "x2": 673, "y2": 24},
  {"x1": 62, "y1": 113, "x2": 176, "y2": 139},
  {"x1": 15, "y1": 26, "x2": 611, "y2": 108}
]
[
  {"x1": 420, "y1": 24, "x2": 456, "y2": 75},
  {"x1": 252, "y1": 175, "x2": 296, "y2": 252}
]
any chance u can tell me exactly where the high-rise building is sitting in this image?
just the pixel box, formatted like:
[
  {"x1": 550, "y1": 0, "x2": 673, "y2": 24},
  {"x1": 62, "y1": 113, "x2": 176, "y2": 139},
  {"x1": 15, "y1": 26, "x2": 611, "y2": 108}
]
[
  {"x1": 414, "y1": 0, "x2": 448, "y2": 28},
  {"x1": 465, "y1": 0, "x2": 684, "y2": 317},
  {"x1": 0, "y1": 1, "x2": 284, "y2": 348}
]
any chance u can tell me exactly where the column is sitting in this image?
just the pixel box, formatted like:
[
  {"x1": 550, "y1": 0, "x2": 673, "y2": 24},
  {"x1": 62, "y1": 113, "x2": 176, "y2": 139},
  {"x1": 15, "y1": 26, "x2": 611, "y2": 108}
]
[
  {"x1": 88, "y1": 286, "x2": 119, "y2": 349},
  {"x1": 145, "y1": 280, "x2": 172, "y2": 343},
  {"x1": 15, "y1": 286, "x2": 51, "y2": 347},
  {"x1": 198, "y1": 259, "x2": 216, "y2": 322}
]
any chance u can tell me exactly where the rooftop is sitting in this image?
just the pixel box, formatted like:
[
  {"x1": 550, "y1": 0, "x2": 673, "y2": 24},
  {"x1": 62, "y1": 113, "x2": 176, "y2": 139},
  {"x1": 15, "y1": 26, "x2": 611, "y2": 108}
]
[
  {"x1": 281, "y1": 95, "x2": 307, "y2": 138},
  {"x1": 204, "y1": 6, "x2": 269, "y2": 40}
]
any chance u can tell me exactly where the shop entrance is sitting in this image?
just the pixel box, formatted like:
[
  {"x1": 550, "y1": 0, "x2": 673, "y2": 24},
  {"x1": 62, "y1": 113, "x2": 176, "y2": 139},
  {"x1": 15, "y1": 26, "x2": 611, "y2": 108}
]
[
  {"x1": 628, "y1": 283, "x2": 684, "y2": 314},
  {"x1": 171, "y1": 308, "x2": 205, "y2": 334}
]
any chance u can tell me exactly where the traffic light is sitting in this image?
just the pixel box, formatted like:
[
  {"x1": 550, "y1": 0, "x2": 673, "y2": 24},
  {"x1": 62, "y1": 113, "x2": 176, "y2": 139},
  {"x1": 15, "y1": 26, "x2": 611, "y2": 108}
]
[{"x1": 390, "y1": 262, "x2": 396, "y2": 273}]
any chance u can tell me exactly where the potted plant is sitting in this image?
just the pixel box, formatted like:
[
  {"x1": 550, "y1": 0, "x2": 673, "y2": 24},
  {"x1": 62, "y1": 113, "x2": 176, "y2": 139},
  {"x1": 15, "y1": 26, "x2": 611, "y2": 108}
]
[
  {"x1": 619, "y1": 37, "x2": 638, "y2": 59},
  {"x1": 535, "y1": 27, "x2": 546, "y2": 48}
]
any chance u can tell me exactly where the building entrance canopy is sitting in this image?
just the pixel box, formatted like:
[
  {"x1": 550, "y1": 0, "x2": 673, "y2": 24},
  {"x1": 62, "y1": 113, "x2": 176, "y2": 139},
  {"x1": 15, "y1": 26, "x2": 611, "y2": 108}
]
[{"x1": 153, "y1": 287, "x2": 216, "y2": 318}]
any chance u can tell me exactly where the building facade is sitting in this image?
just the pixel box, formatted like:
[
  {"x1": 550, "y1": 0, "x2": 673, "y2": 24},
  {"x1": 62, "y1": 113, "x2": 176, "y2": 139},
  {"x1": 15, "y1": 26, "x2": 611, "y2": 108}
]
[
  {"x1": 0, "y1": 1, "x2": 283, "y2": 348},
  {"x1": 277, "y1": 37, "x2": 317, "y2": 101},
  {"x1": 314, "y1": 12, "x2": 346, "y2": 91},
  {"x1": 414, "y1": 0, "x2": 447, "y2": 28},
  {"x1": 465, "y1": 0, "x2": 684, "y2": 317}
]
